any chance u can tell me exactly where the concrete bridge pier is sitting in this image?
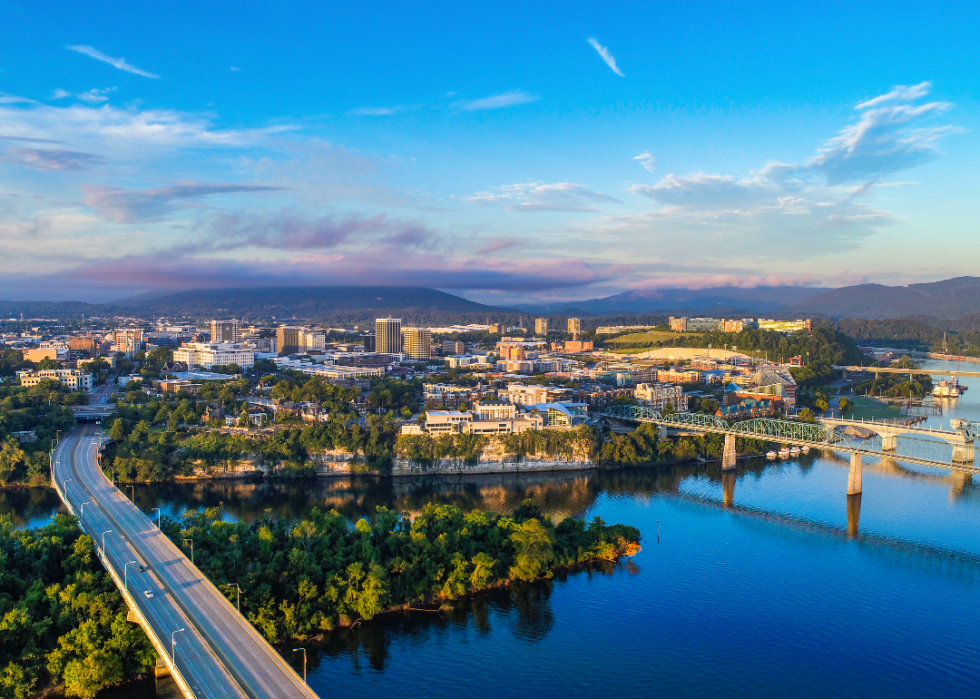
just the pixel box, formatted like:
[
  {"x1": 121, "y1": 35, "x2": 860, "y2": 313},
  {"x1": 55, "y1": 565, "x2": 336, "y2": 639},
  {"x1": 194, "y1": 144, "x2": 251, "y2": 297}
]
[
  {"x1": 952, "y1": 443, "x2": 975, "y2": 463},
  {"x1": 881, "y1": 435, "x2": 897, "y2": 451},
  {"x1": 847, "y1": 453, "x2": 862, "y2": 495},
  {"x1": 155, "y1": 657, "x2": 180, "y2": 698},
  {"x1": 722, "y1": 470, "x2": 736, "y2": 508},
  {"x1": 721, "y1": 434, "x2": 737, "y2": 471},
  {"x1": 658, "y1": 426, "x2": 667, "y2": 439},
  {"x1": 847, "y1": 493, "x2": 862, "y2": 538}
]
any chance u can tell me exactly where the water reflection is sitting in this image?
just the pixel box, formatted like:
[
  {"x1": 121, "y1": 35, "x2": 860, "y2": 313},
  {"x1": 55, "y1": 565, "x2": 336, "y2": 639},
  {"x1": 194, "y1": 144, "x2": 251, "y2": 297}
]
[{"x1": 0, "y1": 486, "x2": 66, "y2": 529}]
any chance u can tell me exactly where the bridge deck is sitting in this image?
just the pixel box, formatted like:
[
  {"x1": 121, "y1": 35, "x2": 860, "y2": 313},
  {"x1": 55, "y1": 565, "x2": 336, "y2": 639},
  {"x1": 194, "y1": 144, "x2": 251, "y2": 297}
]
[{"x1": 53, "y1": 425, "x2": 318, "y2": 699}]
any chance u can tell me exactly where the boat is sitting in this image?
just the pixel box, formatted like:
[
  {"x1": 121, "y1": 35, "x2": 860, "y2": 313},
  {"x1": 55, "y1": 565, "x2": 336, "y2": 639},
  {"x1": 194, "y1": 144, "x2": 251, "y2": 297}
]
[
  {"x1": 766, "y1": 451, "x2": 777, "y2": 459},
  {"x1": 778, "y1": 447, "x2": 790, "y2": 458},
  {"x1": 790, "y1": 446, "x2": 801, "y2": 455},
  {"x1": 801, "y1": 447, "x2": 810, "y2": 454},
  {"x1": 933, "y1": 379, "x2": 962, "y2": 398}
]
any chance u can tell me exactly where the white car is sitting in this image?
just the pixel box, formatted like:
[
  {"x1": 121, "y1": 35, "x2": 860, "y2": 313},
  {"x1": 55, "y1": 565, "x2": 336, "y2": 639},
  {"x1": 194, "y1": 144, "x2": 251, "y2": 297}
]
[{"x1": 143, "y1": 590, "x2": 154, "y2": 599}]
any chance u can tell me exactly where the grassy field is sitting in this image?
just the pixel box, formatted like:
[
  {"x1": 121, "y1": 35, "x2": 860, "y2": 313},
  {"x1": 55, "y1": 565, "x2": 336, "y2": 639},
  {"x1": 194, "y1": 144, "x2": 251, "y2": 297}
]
[
  {"x1": 842, "y1": 396, "x2": 903, "y2": 420},
  {"x1": 606, "y1": 330, "x2": 704, "y2": 346}
]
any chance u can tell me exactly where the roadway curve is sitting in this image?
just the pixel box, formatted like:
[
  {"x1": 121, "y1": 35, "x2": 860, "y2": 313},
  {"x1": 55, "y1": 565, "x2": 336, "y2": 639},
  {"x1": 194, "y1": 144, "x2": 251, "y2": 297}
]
[{"x1": 53, "y1": 400, "x2": 318, "y2": 699}]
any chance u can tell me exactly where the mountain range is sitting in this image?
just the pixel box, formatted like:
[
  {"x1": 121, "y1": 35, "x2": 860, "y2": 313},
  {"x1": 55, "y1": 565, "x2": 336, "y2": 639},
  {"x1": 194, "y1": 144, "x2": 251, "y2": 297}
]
[{"x1": 5, "y1": 277, "x2": 980, "y2": 324}]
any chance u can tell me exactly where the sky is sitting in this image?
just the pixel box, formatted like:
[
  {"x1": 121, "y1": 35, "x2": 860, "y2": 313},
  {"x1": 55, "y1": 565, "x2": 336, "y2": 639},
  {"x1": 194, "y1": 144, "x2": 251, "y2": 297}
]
[{"x1": 0, "y1": 0, "x2": 978, "y2": 305}]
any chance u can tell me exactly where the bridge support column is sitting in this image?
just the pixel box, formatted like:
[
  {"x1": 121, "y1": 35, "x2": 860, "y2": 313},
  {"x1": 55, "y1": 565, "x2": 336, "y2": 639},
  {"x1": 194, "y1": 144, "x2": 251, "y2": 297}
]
[
  {"x1": 722, "y1": 434, "x2": 737, "y2": 471},
  {"x1": 658, "y1": 426, "x2": 667, "y2": 439},
  {"x1": 847, "y1": 454, "x2": 862, "y2": 495},
  {"x1": 722, "y1": 470, "x2": 736, "y2": 508},
  {"x1": 950, "y1": 471, "x2": 973, "y2": 499},
  {"x1": 881, "y1": 434, "x2": 897, "y2": 451},
  {"x1": 847, "y1": 493, "x2": 862, "y2": 538},
  {"x1": 952, "y1": 442, "x2": 975, "y2": 463},
  {"x1": 155, "y1": 658, "x2": 179, "y2": 699}
]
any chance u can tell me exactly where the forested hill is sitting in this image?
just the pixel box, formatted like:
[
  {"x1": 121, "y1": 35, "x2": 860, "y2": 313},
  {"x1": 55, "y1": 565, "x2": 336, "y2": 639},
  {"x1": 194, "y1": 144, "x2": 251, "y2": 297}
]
[
  {"x1": 0, "y1": 287, "x2": 517, "y2": 323},
  {"x1": 782, "y1": 276, "x2": 980, "y2": 319}
]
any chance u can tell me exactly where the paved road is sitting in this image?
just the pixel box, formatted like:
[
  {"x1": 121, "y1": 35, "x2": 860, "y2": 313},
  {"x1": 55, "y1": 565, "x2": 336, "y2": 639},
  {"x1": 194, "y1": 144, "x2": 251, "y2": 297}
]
[{"x1": 53, "y1": 409, "x2": 318, "y2": 699}]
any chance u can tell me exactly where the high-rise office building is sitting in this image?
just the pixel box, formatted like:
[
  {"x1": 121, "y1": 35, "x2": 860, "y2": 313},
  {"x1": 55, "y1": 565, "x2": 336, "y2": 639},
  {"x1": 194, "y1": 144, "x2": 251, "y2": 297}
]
[
  {"x1": 535, "y1": 318, "x2": 549, "y2": 335},
  {"x1": 113, "y1": 329, "x2": 144, "y2": 357},
  {"x1": 567, "y1": 318, "x2": 582, "y2": 336},
  {"x1": 276, "y1": 326, "x2": 302, "y2": 355},
  {"x1": 210, "y1": 320, "x2": 241, "y2": 343},
  {"x1": 403, "y1": 328, "x2": 432, "y2": 360},
  {"x1": 375, "y1": 318, "x2": 403, "y2": 354}
]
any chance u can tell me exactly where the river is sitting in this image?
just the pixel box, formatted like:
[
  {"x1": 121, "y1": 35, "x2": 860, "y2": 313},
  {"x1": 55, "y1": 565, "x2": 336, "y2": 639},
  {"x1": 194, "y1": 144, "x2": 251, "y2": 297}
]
[{"x1": 4, "y1": 358, "x2": 980, "y2": 698}]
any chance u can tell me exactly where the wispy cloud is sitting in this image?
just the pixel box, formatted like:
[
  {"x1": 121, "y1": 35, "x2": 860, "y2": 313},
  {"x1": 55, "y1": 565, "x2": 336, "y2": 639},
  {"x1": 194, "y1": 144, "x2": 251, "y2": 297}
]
[
  {"x1": 2, "y1": 147, "x2": 104, "y2": 171},
  {"x1": 465, "y1": 181, "x2": 621, "y2": 212},
  {"x1": 347, "y1": 106, "x2": 404, "y2": 116},
  {"x1": 633, "y1": 152, "x2": 656, "y2": 173},
  {"x1": 452, "y1": 91, "x2": 539, "y2": 111},
  {"x1": 83, "y1": 183, "x2": 283, "y2": 222},
  {"x1": 67, "y1": 45, "x2": 160, "y2": 79},
  {"x1": 588, "y1": 38, "x2": 624, "y2": 77}
]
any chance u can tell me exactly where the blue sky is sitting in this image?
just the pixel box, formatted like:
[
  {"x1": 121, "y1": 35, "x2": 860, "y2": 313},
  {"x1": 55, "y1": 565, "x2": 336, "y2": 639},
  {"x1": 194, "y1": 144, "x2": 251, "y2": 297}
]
[{"x1": 0, "y1": 1, "x2": 978, "y2": 303}]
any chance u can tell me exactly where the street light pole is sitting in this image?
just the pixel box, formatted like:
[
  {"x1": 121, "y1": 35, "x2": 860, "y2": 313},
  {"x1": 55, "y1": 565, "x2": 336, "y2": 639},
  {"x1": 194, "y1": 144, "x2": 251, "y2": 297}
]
[
  {"x1": 128, "y1": 485, "x2": 135, "y2": 502},
  {"x1": 293, "y1": 648, "x2": 307, "y2": 682},
  {"x1": 183, "y1": 538, "x2": 194, "y2": 564},
  {"x1": 150, "y1": 508, "x2": 162, "y2": 529},
  {"x1": 80, "y1": 501, "x2": 90, "y2": 519},
  {"x1": 124, "y1": 560, "x2": 137, "y2": 588},
  {"x1": 171, "y1": 628, "x2": 185, "y2": 664},
  {"x1": 101, "y1": 530, "x2": 112, "y2": 553}
]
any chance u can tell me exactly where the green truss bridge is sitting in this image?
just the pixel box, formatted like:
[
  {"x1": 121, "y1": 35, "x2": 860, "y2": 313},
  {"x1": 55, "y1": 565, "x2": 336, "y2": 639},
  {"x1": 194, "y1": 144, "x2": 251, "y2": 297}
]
[{"x1": 600, "y1": 405, "x2": 980, "y2": 497}]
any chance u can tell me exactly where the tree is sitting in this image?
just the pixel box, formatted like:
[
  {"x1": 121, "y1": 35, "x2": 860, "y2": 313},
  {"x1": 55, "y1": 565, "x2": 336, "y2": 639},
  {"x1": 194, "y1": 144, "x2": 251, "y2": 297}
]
[
  {"x1": 509, "y1": 519, "x2": 555, "y2": 582},
  {"x1": 838, "y1": 397, "x2": 851, "y2": 414},
  {"x1": 109, "y1": 418, "x2": 126, "y2": 442},
  {"x1": 0, "y1": 437, "x2": 26, "y2": 486}
]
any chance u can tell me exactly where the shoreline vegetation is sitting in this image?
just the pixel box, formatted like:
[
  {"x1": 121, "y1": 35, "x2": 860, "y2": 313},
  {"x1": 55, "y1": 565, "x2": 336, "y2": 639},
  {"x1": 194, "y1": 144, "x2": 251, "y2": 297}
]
[{"x1": 1, "y1": 500, "x2": 639, "y2": 698}]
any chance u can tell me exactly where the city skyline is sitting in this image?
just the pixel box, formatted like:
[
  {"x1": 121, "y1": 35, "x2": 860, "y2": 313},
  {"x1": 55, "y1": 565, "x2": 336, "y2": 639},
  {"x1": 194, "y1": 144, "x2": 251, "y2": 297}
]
[{"x1": 0, "y1": 2, "x2": 977, "y2": 305}]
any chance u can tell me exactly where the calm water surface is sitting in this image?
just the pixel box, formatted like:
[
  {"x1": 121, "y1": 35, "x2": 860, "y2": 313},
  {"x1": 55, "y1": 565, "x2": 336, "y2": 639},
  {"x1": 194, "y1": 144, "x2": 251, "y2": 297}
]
[{"x1": 4, "y1": 359, "x2": 980, "y2": 698}]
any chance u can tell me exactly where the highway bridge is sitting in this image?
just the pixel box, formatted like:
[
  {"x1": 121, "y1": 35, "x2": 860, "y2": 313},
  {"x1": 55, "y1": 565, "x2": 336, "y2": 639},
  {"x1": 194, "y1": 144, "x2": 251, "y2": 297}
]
[{"x1": 52, "y1": 424, "x2": 318, "y2": 699}]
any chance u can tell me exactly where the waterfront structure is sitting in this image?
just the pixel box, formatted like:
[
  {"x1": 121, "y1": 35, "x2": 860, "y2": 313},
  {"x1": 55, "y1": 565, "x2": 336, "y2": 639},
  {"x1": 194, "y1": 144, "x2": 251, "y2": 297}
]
[
  {"x1": 635, "y1": 382, "x2": 688, "y2": 412},
  {"x1": 535, "y1": 318, "x2": 549, "y2": 335},
  {"x1": 376, "y1": 318, "x2": 403, "y2": 354},
  {"x1": 113, "y1": 328, "x2": 144, "y2": 356},
  {"x1": 17, "y1": 368, "x2": 92, "y2": 391},
  {"x1": 210, "y1": 320, "x2": 241, "y2": 343},
  {"x1": 403, "y1": 328, "x2": 432, "y2": 360},
  {"x1": 567, "y1": 318, "x2": 582, "y2": 335},
  {"x1": 422, "y1": 408, "x2": 544, "y2": 436},
  {"x1": 173, "y1": 342, "x2": 256, "y2": 370},
  {"x1": 276, "y1": 326, "x2": 302, "y2": 355}
]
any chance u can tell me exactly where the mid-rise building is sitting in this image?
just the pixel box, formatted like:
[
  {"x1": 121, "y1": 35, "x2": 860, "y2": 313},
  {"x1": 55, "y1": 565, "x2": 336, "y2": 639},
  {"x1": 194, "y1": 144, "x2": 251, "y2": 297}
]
[
  {"x1": 403, "y1": 328, "x2": 432, "y2": 360},
  {"x1": 18, "y1": 369, "x2": 92, "y2": 392},
  {"x1": 501, "y1": 383, "x2": 573, "y2": 405},
  {"x1": 68, "y1": 336, "x2": 100, "y2": 355},
  {"x1": 25, "y1": 346, "x2": 68, "y2": 363},
  {"x1": 375, "y1": 318, "x2": 403, "y2": 354},
  {"x1": 488, "y1": 323, "x2": 502, "y2": 334},
  {"x1": 276, "y1": 326, "x2": 303, "y2": 355},
  {"x1": 635, "y1": 383, "x2": 688, "y2": 412},
  {"x1": 210, "y1": 320, "x2": 241, "y2": 343},
  {"x1": 535, "y1": 318, "x2": 549, "y2": 335},
  {"x1": 657, "y1": 368, "x2": 702, "y2": 384},
  {"x1": 757, "y1": 319, "x2": 812, "y2": 334},
  {"x1": 173, "y1": 342, "x2": 256, "y2": 369},
  {"x1": 441, "y1": 339, "x2": 465, "y2": 355},
  {"x1": 113, "y1": 329, "x2": 144, "y2": 356},
  {"x1": 669, "y1": 317, "x2": 723, "y2": 333},
  {"x1": 567, "y1": 318, "x2": 582, "y2": 335},
  {"x1": 300, "y1": 330, "x2": 327, "y2": 351}
]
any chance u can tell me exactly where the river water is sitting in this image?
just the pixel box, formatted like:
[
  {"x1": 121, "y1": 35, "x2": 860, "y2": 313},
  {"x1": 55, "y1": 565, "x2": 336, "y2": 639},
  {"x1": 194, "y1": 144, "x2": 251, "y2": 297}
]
[{"x1": 4, "y1": 359, "x2": 980, "y2": 698}]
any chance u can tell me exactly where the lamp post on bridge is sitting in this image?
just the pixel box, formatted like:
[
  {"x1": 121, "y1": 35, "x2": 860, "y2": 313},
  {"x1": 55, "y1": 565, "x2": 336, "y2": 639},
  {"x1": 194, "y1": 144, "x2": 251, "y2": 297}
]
[
  {"x1": 293, "y1": 648, "x2": 307, "y2": 682},
  {"x1": 124, "y1": 560, "x2": 138, "y2": 588},
  {"x1": 183, "y1": 538, "x2": 194, "y2": 565},
  {"x1": 171, "y1": 628, "x2": 185, "y2": 664},
  {"x1": 127, "y1": 485, "x2": 135, "y2": 502},
  {"x1": 150, "y1": 508, "x2": 161, "y2": 529},
  {"x1": 221, "y1": 583, "x2": 242, "y2": 612},
  {"x1": 80, "y1": 501, "x2": 90, "y2": 519},
  {"x1": 101, "y1": 530, "x2": 112, "y2": 554}
]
